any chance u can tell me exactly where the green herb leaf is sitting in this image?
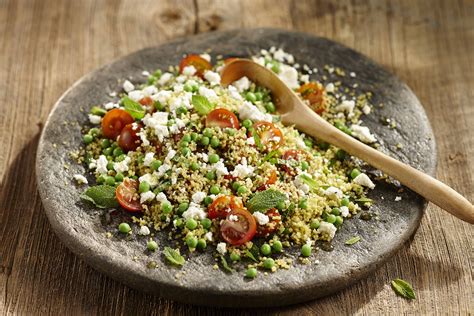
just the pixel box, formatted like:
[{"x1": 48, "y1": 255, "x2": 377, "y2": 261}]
[
  {"x1": 163, "y1": 247, "x2": 185, "y2": 266},
  {"x1": 246, "y1": 189, "x2": 287, "y2": 213},
  {"x1": 249, "y1": 127, "x2": 264, "y2": 150},
  {"x1": 355, "y1": 197, "x2": 373, "y2": 204},
  {"x1": 81, "y1": 185, "x2": 119, "y2": 208},
  {"x1": 391, "y1": 279, "x2": 416, "y2": 299},
  {"x1": 243, "y1": 249, "x2": 258, "y2": 262},
  {"x1": 191, "y1": 95, "x2": 215, "y2": 115},
  {"x1": 90, "y1": 106, "x2": 107, "y2": 116},
  {"x1": 261, "y1": 150, "x2": 280, "y2": 164},
  {"x1": 122, "y1": 96, "x2": 145, "y2": 120},
  {"x1": 219, "y1": 255, "x2": 233, "y2": 273},
  {"x1": 299, "y1": 174, "x2": 319, "y2": 192},
  {"x1": 345, "y1": 236, "x2": 361, "y2": 245}
]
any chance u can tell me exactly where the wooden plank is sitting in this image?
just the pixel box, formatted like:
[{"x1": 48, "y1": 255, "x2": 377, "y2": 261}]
[{"x1": 0, "y1": 0, "x2": 472, "y2": 314}]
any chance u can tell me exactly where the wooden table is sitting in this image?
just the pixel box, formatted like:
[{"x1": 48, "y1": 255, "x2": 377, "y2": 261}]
[{"x1": 1, "y1": 0, "x2": 472, "y2": 314}]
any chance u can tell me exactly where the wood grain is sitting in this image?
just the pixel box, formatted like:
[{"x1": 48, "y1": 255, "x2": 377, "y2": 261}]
[{"x1": 0, "y1": 0, "x2": 472, "y2": 314}]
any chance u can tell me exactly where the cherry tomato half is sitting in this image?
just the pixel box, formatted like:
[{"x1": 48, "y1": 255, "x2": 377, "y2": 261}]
[
  {"x1": 179, "y1": 54, "x2": 212, "y2": 78},
  {"x1": 252, "y1": 122, "x2": 284, "y2": 151},
  {"x1": 118, "y1": 123, "x2": 141, "y2": 152},
  {"x1": 116, "y1": 178, "x2": 142, "y2": 212},
  {"x1": 256, "y1": 169, "x2": 278, "y2": 191},
  {"x1": 256, "y1": 209, "x2": 281, "y2": 237},
  {"x1": 297, "y1": 82, "x2": 326, "y2": 114},
  {"x1": 220, "y1": 208, "x2": 257, "y2": 245},
  {"x1": 205, "y1": 108, "x2": 240, "y2": 129},
  {"x1": 207, "y1": 195, "x2": 243, "y2": 219},
  {"x1": 223, "y1": 57, "x2": 239, "y2": 65},
  {"x1": 101, "y1": 109, "x2": 134, "y2": 140}
]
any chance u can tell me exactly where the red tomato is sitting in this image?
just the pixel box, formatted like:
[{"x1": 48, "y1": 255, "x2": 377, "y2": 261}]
[
  {"x1": 223, "y1": 57, "x2": 239, "y2": 65},
  {"x1": 252, "y1": 122, "x2": 284, "y2": 151},
  {"x1": 207, "y1": 195, "x2": 243, "y2": 219},
  {"x1": 115, "y1": 178, "x2": 142, "y2": 212},
  {"x1": 205, "y1": 108, "x2": 240, "y2": 129},
  {"x1": 139, "y1": 96, "x2": 153, "y2": 106},
  {"x1": 179, "y1": 54, "x2": 212, "y2": 78},
  {"x1": 256, "y1": 169, "x2": 278, "y2": 191},
  {"x1": 118, "y1": 123, "x2": 141, "y2": 152},
  {"x1": 256, "y1": 209, "x2": 281, "y2": 237},
  {"x1": 297, "y1": 82, "x2": 326, "y2": 114},
  {"x1": 220, "y1": 208, "x2": 257, "y2": 245},
  {"x1": 101, "y1": 109, "x2": 134, "y2": 140}
]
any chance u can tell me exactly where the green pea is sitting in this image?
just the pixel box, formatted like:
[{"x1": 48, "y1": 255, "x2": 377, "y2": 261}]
[
  {"x1": 102, "y1": 147, "x2": 113, "y2": 156},
  {"x1": 301, "y1": 161, "x2": 309, "y2": 171},
  {"x1": 245, "y1": 268, "x2": 257, "y2": 278},
  {"x1": 181, "y1": 147, "x2": 191, "y2": 157},
  {"x1": 184, "y1": 84, "x2": 193, "y2": 92},
  {"x1": 178, "y1": 202, "x2": 189, "y2": 214},
  {"x1": 186, "y1": 218, "x2": 198, "y2": 230},
  {"x1": 203, "y1": 128, "x2": 213, "y2": 138},
  {"x1": 190, "y1": 162, "x2": 200, "y2": 171},
  {"x1": 331, "y1": 208, "x2": 341, "y2": 216},
  {"x1": 113, "y1": 147, "x2": 124, "y2": 157},
  {"x1": 201, "y1": 218, "x2": 212, "y2": 229},
  {"x1": 318, "y1": 142, "x2": 330, "y2": 150},
  {"x1": 263, "y1": 258, "x2": 275, "y2": 270},
  {"x1": 139, "y1": 181, "x2": 150, "y2": 193},
  {"x1": 89, "y1": 128, "x2": 100, "y2": 136},
  {"x1": 242, "y1": 119, "x2": 253, "y2": 129},
  {"x1": 350, "y1": 168, "x2": 361, "y2": 179},
  {"x1": 182, "y1": 134, "x2": 191, "y2": 142},
  {"x1": 304, "y1": 138, "x2": 314, "y2": 148},
  {"x1": 210, "y1": 137, "x2": 220, "y2": 148},
  {"x1": 226, "y1": 128, "x2": 237, "y2": 136},
  {"x1": 301, "y1": 244, "x2": 312, "y2": 257},
  {"x1": 335, "y1": 216, "x2": 343, "y2": 227},
  {"x1": 83, "y1": 134, "x2": 93, "y2": 144},
  {"x1": 341, "y1": 197, "x2": 350, "y2": 207},
  {"x1": 197, "y1": 238, "x2": 207, "y2": 250},
  {"x1": 105, "y1": 176, "x2": 115, "y2": 186},
  {"x1": 203, "y1": 196, "x2": 213, "y2": 206},
  {"x1": 107, "y1": 161, "x2": 115, "y2": 170},
  {"x1": 276, "y1": 200, "x2": 286, "y2": 211},
  {"x1": 206, "y1": 171, "x2": 216, "y2": 180},
  {"x1": 151, "y1": 160, "x2": 162, "y2": 171},
  {"x1": 245, "y1": 92, "x2": 257, "y2": 103},
  {"x1": 176, "y1": 106, "x2": 188, "y2": 115},
  {"x1": 260, "y1": 244, "x2": 271, "y2": 256},
  {"x1": 200, "y1": 136, "x2": 210, "y2": 146},
  {"x1": 336, "y1": 149, "x2": 346, "y2": 161},
  {"x1": 115, "y1": 172, "x2": 124, "y2": 182},
  {"x1": 174, "y1": 218, "x2": 183, "y2": 228},
  {"x1": 310, "y1": 219, "x2": 320, "y2": 229},
  {"x1": 161, "y1": 201, "x2": 173, "y2": 214},
  {"x1": 154, "y1": 100, "x2": 163, "y2": 111},
  {"x1": 147, "y1": 76, "x2": 157, "y2": 85},
  {"x1": 210, "y1": 185, "x2": 220, "y2": 195},
  {"x1": 271, "y1": 61, "x2": 280, "y2": 73},
  {"x1": 298, "y1": 199, "x2": 308, "y2": 209},
  {"x1": 100, "y1": 139, "x2": 111, "y2": 149},
  {"x1": 209, "y1": 153, "x2": 219, "y2": 164},
  {"x1": 186, "y1": 235, "x2": 198, "y2": 249},
  {"x1": 254, "y1": 92, "x2": 263, "y2": 101},
  {"x1": 326, "y1": 214, "x2": 337, "y2": 224},
  {"x1": 160, "y1": 214, "x2": 167, "y2": 221},
  {"x1": 153, "y1": 69, "x2": 162, "y2": 77},
  {"x1": 272, "y1": 240, "x2": 283, "y2": 253},
  {"x1": 147, "y1": 240, "x2": 158, "y2": 251},
  {"x1": 232, "y1": 182, "x2": 240, "y2": 191},
  {"x1": 180, "y1": 140, "x2": 189, "y2": 148},
  {"x1": 190, "y1": 132, "x2": 199, "y2": 141},
  {"x1": 97, "y1": 174, "x2": 106, "y2": 184},
  {"x1": 265, "y1": 102, "x2": 276, "y2": 113},
  {"x1": 237, "y1": 186, "x2": 247, "y2": 195},
  {"x1": 118, "y1": 223, "x2": 131, "y2": 234},
  {"x1": 230, "y1": 252, "x2": 241, "y2": 262}
]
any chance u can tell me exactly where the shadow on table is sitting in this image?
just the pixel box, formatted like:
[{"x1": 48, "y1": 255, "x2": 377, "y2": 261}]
[{"x1": 0, "y1": 134, "x2": 465, "y2": 315}]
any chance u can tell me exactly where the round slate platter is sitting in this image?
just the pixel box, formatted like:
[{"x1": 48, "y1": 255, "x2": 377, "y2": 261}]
[{"x1": 36, "y1": 28, "x2": 436, "y2": 308}]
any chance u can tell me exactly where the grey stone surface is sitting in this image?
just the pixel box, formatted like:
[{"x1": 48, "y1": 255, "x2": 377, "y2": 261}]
[{"x1": 36, "y1": 28, "x2": 436, "y2": 308}]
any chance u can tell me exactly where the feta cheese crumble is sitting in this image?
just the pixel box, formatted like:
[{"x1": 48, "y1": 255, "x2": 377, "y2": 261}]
[
  {"x1": 216, "y1": 242, "x2": 227, "y2": 255},
  {"x1": 123, "y1": 80, "x2": 134, "y2": 92},
  {"x1": 253, "y1": 211, "x2": 270, "y2": 225},
  {"x1": 317, "y1": 222, "x2": 337, "y2": 239},
  {"x1": 182, "y1": 202, "x2": 207, "y2": 220},
  {"x1": 138, "y1": 225, "x2": 151, "y2": 235},
  {"x1": 238, "y1": 101, "x2": 272, "y2": 122},
  {"x1": 88, "y1": 114, "x2": 102, "y2": 124},
  {"x1": 353, "y1": 173, "x2": 375, "y2": 189},
  {"x1": 73, "y1": 174, "x2": 88, "y2": 184},
  {"x1": 351, "y1": 124, "x2": 377, "y2": 143}
]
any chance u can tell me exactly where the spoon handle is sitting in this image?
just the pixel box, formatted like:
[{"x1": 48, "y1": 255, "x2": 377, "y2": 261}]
[{"x1": 291, "y1": 106, "x2": 474, "y2": 224}]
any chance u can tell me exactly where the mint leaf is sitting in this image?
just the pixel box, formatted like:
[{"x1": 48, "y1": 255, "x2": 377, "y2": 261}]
[
  {"x1": 219, "y1": 255, "x2": 233, "y2": 273},
  {"x1": 192, "y1": 95, "x2": 215, "y2": 115},
  {"x1": 246, "y1": 189, "x2": 286, "y2": 213},
  {"x1": 345, "y1": 236, "x2": 361, "y2": 245},
  {"x1": 163, "y1": 247, "x2": 185, "y2": 266},
  {"x1": 299, "y1": 174, "x2": 319, "y2": 192},
  {"x1": 122, "y1": 96, "x2": 145, "y2": 120},
  {"x1": 391, "y1": 279, "x2": 416, "y2": 299},
  {"x1": 81, "y1": 185, "x2": 119, "y2": 208},
  {"x1": 243, "y1": 249, "x2": 258, "y2": 262}
]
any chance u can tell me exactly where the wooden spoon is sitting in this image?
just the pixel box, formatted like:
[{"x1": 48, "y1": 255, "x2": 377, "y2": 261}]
[{"x1": 221, "y1": 59, "x2": 474, "y2": 224}]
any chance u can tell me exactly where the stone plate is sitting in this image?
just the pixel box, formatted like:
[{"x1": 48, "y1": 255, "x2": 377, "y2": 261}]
[{"x1": 36, "y1": 28, "x2": 436, "y2": 308}]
